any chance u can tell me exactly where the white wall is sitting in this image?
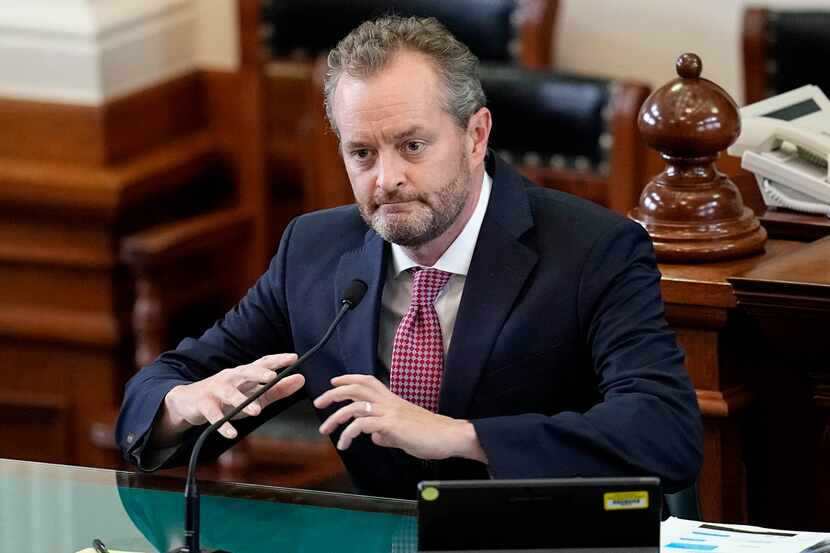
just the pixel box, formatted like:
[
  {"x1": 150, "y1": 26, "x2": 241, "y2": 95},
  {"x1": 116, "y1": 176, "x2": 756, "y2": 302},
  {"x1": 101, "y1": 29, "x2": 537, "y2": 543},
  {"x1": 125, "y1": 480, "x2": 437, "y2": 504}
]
[
  {"x1": 556, "y1": 0, "x2": 830, "y2": 105},
  {"x1": 0, "y1": 0, "x2": 238, "y2": 105},
  {"x1": 194, "y1": 0, "x2": 239, "y2": 70}
]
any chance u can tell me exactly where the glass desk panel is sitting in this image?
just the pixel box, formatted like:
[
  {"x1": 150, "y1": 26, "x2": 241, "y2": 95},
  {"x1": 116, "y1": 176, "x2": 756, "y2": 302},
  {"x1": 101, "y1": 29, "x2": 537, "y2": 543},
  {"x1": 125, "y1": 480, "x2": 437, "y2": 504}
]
[{"x1": 0, "y1": 459, "x2": 417, "y2": 553}]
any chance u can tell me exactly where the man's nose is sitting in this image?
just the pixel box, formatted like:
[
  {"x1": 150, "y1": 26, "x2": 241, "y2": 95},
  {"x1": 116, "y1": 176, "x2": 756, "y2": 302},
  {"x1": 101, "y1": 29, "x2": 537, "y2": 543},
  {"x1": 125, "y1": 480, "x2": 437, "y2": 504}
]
[{"x1": 375, "y1": 153, "x2": 404, "y2": 193}]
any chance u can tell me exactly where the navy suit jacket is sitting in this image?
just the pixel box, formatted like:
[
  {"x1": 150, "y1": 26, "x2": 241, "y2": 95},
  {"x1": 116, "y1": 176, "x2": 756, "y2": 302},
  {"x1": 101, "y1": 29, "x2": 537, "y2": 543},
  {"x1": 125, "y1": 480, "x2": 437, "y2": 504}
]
[{"x1": 116, "y1": 154, "x2": 703, "y2": 499}]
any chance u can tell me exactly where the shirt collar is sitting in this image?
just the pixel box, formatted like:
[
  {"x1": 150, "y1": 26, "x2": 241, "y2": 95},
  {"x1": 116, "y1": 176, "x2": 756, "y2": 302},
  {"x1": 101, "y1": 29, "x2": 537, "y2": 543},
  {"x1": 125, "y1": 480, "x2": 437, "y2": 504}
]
[{"x1": 390, "y1": 170, "x2": 492, "y2": 277}]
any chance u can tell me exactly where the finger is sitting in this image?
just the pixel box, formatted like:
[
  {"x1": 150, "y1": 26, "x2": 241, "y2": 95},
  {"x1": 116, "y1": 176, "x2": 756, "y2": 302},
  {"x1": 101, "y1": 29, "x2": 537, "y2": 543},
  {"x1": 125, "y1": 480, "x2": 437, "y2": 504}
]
[
  {"x1": 199, "y1": 399, "x2": 237, "y2": 439},
  {"x1": 254, "y1": 353, "x2": 299, "y2": 371},
  {"x1": 330, "y1": 374, "x2": 386, "y2": 392},
  {"x1": 236, "y1": 370, "x2": 279, "y2": 396},
  {"x1": 313, "y1": 384, "x2": 374, "y2": 409},
  {"x1": 233, "y1": 355, "x2": 297, "y2": 388},
  {"x1": 337, "y1": 416, "x2": 384, "y2": 450},
  {"x1": 219, "y1": 386, "x2": 262, "y2": 418},
  {"x1": 261, "y1": 373, "x2": 306, "y2": 406},
  {"x1": 319, "y1": 400, "x2": 376, "y2": 436}
]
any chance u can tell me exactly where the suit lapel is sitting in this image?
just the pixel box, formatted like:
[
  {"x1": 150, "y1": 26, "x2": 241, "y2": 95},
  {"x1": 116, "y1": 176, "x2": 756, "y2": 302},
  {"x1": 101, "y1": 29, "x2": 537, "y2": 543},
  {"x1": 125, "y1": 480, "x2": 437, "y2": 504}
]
[
  {"x1": 439, "y1": 155, "x2": 539, "y2": 419},
  {"x1": 334, "y1": 230, "x2": 387, "y2": 376}
]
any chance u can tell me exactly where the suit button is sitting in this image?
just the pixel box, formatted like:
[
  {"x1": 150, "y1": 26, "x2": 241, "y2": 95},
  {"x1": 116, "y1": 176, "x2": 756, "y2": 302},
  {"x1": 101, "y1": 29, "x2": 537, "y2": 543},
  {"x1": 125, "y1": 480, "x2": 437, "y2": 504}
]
[{"x1": 126, "y1": 433, "x2": 135, "y2": 444}]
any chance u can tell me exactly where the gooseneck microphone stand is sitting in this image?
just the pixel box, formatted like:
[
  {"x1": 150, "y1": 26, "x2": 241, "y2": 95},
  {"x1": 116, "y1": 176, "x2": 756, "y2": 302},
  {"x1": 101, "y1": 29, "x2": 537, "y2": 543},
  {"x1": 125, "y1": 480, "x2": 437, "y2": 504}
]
[{"x1": 172, "y1": 279, "x2": 367, "y2": 553}]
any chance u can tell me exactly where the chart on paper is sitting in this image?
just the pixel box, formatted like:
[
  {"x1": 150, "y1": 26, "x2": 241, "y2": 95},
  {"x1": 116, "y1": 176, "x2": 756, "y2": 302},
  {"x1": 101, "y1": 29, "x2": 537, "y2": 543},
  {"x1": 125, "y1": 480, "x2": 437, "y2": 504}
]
[{"x1": 661, "y1": 517, "x2": 830, "y2": 553}]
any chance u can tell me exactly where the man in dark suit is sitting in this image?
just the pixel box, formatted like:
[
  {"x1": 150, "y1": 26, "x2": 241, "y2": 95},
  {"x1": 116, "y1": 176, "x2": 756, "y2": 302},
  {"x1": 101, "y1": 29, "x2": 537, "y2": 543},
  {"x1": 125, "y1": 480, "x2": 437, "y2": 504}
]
[{"x1": 116, "y1": 16, "x2": 702, "y2": 499}]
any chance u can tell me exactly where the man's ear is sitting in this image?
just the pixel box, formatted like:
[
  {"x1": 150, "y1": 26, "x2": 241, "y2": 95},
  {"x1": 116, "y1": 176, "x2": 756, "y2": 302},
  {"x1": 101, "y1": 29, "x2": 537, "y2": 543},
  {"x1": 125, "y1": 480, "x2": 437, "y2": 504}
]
[{"x1": 466, "y1": 107, "x2": 492, "y2": 165}]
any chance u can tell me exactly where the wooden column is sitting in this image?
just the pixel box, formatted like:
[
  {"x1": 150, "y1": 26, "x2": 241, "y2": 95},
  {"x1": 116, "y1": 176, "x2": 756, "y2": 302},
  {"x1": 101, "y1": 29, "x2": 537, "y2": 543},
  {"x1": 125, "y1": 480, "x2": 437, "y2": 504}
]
[{"x1": 0, "y1": 76, "x2": 234, "y2": 468}]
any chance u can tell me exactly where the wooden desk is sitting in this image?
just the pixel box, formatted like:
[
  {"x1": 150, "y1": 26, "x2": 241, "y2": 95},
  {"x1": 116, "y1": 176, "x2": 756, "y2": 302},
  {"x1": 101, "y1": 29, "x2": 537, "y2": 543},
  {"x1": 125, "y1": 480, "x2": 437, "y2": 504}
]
[
  {"x1": 729, "y1": 236, "x2": 830, "y2": 531},
  {"x1": 661, "y1": 233, "x2": 830, "y2": 530},
  {"x1": 659, "y1": 239, "x2": 804, "y2": 524},
  {"x1": 653, "y1": 158, "x2": 830, "y2": 528}
]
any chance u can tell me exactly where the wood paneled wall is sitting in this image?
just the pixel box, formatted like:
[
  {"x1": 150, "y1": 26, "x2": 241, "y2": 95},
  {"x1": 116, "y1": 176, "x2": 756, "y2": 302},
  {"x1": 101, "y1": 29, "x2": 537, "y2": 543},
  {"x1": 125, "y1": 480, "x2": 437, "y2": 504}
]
[{"x1": 0, "y1": 69, "x2": 251, "y2": 469}]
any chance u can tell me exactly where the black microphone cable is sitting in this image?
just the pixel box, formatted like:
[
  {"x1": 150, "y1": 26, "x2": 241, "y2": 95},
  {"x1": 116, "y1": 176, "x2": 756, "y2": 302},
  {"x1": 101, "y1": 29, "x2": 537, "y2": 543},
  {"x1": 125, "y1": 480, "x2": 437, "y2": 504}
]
[{"x1": 176, "y1": 279, "x2": 368, "y2": 553}]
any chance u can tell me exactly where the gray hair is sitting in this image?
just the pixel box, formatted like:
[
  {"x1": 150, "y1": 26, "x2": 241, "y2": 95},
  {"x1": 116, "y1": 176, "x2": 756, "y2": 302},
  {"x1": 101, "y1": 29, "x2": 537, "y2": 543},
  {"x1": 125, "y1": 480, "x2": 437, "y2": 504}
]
[{"x1": 324, "y1": 16, "x2": 486, "y2": 135}]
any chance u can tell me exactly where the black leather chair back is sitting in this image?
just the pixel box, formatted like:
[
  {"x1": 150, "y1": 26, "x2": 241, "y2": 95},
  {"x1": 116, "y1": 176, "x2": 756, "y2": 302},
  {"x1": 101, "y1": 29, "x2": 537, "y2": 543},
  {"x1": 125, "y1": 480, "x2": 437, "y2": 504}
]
[
  {"x1": 480, "y1": 65, "x2": 613, "y2": 175},
  {"x1": 765, "y1": 10, "x2": 830, "y2": 97},
  {"x1": 264, "y1": 0, "x2": 520, "y2": 63}
]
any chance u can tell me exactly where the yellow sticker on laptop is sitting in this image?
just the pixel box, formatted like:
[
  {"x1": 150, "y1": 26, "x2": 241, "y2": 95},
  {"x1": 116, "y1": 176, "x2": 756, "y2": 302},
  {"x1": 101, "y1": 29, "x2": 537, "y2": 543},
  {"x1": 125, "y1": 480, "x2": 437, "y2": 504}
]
[
  {"x1": 603, "y1": 491, "x2": 649, "y2": 510},
  {"x1": 421, "y1": 486, "x2": 440, "y2": 501}
]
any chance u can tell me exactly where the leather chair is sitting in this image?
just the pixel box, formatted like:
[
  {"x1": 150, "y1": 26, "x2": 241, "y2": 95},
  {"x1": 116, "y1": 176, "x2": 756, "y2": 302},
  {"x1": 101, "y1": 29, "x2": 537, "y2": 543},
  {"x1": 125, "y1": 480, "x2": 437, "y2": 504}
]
[
  {"x1": 261, "y1": 0, "x2": 560, "y2": 215},
  {"x1": 480, "y1": 65, "x2": 650, "y2": 213},
  {"x1": 743, "y1": 8, "x2": 830, "y2": 104},
  {"x1": 264, "y1": 0, "x2": 558, "y2": 69},
  {"x1": 304, "y1": 60, "x2": 651, "y2": 214}
]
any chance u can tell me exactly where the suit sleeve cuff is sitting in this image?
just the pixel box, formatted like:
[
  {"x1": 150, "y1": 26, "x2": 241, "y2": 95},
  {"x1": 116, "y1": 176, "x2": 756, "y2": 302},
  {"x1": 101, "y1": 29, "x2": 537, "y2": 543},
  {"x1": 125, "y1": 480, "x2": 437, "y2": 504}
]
[{"x1": 120, "y1": 380, "x2": 188, "y2": 471}]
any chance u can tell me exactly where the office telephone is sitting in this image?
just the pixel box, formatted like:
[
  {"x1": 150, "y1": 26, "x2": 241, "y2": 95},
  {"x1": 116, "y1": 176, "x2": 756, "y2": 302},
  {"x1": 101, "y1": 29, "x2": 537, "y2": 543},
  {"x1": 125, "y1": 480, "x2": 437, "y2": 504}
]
[{"x1": 728, "y1": 85, "x2": 830, "y2": 216}]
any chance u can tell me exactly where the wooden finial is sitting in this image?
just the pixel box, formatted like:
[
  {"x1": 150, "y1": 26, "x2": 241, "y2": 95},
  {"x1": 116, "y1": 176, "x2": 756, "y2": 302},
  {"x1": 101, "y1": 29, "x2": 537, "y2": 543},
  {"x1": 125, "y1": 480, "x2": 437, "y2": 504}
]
[
  {"x1": 629, "y1": 53, "x2": 767, "y2": 261},
  {"x1": 676, "y1": 52, "x2": 702, "y2": 79}
]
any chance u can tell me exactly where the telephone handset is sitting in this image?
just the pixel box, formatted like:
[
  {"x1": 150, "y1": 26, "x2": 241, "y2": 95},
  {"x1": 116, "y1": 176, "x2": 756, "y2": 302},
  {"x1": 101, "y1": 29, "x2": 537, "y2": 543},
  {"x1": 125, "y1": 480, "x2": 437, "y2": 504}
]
[{"x1": 728, "y1": 85, "x2": 830, "y2": 216}]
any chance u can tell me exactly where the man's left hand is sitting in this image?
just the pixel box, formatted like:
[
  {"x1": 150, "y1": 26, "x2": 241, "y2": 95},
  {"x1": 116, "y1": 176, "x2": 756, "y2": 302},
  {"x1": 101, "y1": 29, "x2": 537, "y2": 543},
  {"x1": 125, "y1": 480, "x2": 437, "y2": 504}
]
[{"x1": 314, "y1": 374, "x2": 487, "y2": 463}]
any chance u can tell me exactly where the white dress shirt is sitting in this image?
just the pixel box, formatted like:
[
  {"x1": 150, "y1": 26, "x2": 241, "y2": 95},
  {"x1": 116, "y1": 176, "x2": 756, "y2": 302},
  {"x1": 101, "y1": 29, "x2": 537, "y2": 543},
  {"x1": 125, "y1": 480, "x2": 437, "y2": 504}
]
[{"x1": 377, "y1": 172, "x2": 492, "y2": 379}]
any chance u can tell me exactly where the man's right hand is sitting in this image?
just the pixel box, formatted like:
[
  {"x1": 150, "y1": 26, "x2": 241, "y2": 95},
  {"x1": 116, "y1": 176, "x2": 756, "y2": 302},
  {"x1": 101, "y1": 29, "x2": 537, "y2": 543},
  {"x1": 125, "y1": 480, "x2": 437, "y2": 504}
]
[{"x1": 151, "y1": 353, "x2": 304, "y2": 447}]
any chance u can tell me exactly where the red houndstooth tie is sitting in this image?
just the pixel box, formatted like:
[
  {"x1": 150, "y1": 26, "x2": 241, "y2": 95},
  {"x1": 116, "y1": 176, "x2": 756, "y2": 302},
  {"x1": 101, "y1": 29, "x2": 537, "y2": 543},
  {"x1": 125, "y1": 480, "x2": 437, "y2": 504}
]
[{"x1": 389, "y1": 267, "x2": 452, "y2": 412}]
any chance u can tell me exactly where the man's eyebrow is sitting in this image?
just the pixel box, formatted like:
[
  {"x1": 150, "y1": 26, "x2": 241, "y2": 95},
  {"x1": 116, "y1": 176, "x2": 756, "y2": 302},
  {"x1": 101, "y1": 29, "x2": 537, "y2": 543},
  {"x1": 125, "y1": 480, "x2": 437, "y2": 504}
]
[
  {"x1": 392, "y1": 126, "x2": 426, "y2": 140},
  {"x1": 342, "y1": 127, "x2": 429, "y2": 150},
  {"x1": 342, "y1": 140, "x2": 370, "y2": 150}
]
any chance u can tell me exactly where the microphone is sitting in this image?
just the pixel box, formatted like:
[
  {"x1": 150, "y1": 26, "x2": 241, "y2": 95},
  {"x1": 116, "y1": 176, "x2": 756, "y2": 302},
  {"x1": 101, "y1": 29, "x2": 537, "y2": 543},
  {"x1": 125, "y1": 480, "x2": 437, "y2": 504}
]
[{"x1": 173, "y1": 279, "x2": 368, "y2": 553}]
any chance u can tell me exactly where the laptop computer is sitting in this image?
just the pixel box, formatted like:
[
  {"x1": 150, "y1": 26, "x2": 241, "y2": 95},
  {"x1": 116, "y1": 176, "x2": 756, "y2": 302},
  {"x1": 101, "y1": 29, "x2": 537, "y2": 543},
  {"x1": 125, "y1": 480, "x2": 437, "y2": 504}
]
[{"x1": 417, "y1": 477, "x2": 661, "y2": 552}]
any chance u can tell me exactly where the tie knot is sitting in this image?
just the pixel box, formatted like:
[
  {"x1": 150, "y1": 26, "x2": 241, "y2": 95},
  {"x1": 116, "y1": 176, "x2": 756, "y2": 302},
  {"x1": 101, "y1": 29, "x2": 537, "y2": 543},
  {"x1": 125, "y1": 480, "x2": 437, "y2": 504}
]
[{"x1": 410, "y1": 268, "x2": 451, "y2": 307}]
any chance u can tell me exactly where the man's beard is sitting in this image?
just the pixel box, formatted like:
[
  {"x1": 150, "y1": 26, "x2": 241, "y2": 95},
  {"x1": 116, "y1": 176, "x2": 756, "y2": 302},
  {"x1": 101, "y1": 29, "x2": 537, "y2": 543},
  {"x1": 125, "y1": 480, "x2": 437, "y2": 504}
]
[{"x1": 358, "y1": 156, "x2": 472, "y2": 247}]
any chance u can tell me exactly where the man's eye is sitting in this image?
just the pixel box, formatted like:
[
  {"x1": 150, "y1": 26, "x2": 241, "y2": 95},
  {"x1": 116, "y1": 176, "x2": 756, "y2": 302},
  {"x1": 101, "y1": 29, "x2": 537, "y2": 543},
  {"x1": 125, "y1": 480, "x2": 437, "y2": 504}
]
[
  {"x1": 404, "y1": 141, "x2": 425, "y2": 154},
  {"x1": 352, "y1": 149, "x2": 373, "y2": 161}
]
